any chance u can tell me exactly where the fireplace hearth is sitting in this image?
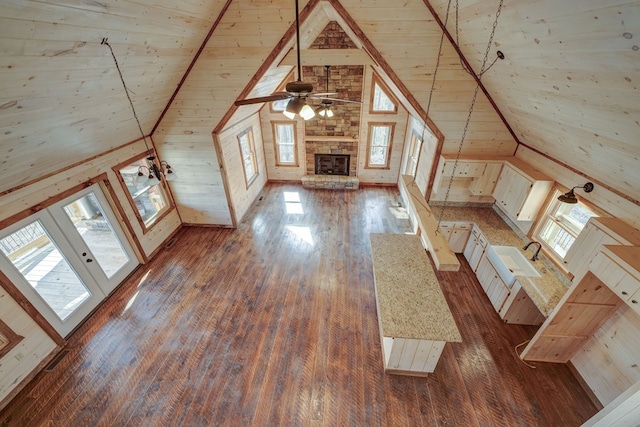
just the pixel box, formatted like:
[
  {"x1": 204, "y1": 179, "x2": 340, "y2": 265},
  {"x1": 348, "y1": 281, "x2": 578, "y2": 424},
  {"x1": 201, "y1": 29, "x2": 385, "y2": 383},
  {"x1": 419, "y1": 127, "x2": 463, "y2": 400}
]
[{"x1": 315, "y1": 154, "x2": 350, "y2": 176}]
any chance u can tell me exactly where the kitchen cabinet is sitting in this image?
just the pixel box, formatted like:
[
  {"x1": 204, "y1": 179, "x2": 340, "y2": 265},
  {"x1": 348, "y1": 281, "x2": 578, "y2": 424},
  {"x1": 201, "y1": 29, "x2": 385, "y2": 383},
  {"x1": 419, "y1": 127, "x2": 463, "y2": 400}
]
[
  {"x1": 499, "y1": 280, "x2": 546, "y2": 325},
  {"x1": 492, "y1": 159, "x2": 553, "y2": 222},
  {"x1": 520, "y1": 246, "x2": 640, "y2": 363},
  {"x1": 463, "y1": 224, "x2": 488, "y2": 271},
  {"x1": 431, "y1": 155, "x2": 508, "y2": 198},
  {"x1": 563, "y1": 217, "x2": 640, "y2": 282},
  {"x1": 476, "y1": 254, "x2": 511, "y2": 313},
  {"x1": 439, "y1": 222, "x2": 472, "y2": 253}
]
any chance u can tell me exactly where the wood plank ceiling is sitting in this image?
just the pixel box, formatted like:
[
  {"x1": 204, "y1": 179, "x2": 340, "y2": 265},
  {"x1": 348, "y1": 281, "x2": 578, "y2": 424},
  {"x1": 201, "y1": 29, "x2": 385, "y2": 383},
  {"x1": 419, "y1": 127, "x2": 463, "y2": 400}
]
[{"x1": 1, "y1": 0, "x2": 639, "y2": 204}]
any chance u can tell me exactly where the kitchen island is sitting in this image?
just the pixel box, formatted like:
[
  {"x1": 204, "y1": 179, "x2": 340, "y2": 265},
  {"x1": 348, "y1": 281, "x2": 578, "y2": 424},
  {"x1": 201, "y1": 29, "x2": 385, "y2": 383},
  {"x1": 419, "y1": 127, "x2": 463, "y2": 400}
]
[{"x1": 370, "y1": 233, "x2": 462, "y2": 376}]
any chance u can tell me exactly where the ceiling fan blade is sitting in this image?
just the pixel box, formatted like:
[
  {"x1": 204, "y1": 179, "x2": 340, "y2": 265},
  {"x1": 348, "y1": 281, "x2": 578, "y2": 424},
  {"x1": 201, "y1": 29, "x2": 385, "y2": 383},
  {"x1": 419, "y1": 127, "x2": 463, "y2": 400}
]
[
  {"x1": 311, "y1": 92, "x2": 338, "y2": 97},
  {"x1": 235, "y1": 92, "x2": 291, "y2": 106},
  {"x1": 313, "y1": 96, "x2": 362, "y2": 104}
]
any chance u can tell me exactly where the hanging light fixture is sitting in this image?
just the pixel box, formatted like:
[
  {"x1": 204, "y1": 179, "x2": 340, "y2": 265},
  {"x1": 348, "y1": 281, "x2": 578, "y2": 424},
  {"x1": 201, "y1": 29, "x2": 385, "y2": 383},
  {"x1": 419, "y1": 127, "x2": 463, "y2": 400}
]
[
  {"x1": 102, "y1": 38, "x2": 176, "y2": 182},
  {"x1": 558, "y1": 182, "x2": 594, "y2": 204},
  {"x1": 316, "y1": 65, "x2": 335, "y2": 118}
]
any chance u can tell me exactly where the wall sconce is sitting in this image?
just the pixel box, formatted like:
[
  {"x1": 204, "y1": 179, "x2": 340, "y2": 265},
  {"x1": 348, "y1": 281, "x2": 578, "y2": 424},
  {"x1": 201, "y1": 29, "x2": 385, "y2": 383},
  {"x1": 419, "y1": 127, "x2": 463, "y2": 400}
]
[
  {"x1": 103, "y1": 38, "x2": 177, "y2": 183},
  {"x1": 558, "y1": 182, "x2": 594, "y2": 204}
]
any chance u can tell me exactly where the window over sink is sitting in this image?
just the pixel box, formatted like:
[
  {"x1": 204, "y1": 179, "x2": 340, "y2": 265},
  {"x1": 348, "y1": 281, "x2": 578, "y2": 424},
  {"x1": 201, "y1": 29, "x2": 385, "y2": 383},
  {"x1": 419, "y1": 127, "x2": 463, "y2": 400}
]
[{"x1": 534, "y1": 190, "x2": 598, "y2": 259}]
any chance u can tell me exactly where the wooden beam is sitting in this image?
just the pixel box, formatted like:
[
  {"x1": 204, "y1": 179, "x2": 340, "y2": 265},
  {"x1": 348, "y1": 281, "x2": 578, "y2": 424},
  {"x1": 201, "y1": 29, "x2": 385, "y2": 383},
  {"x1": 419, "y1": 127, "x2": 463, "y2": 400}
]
[
  {"x1": 279, "y1": 48, "x2": 373, "y2": 66},
  {"x1": 399, "y1": 175, "x2": 460, "y2": 271}
]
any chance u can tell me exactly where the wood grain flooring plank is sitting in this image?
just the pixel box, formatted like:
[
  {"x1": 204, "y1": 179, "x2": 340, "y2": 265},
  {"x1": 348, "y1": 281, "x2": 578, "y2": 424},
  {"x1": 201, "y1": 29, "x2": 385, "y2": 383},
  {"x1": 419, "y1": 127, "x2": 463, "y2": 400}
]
[{"x1": 0, "y1": 184, "x2": 599, "y2": 427}]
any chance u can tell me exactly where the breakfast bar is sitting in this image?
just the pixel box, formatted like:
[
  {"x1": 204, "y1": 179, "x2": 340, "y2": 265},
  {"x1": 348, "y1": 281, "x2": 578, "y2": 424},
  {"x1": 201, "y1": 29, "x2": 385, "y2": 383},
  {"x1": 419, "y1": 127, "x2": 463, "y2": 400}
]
[{"x1": 370, "y1": 233, "x2": 462, "y2": 376}]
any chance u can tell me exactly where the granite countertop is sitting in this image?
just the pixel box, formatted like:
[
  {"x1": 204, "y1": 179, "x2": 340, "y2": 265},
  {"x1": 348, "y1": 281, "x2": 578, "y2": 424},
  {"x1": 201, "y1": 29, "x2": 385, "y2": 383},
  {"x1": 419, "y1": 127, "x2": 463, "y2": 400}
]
[
  {"x1": 434, "y1": 206, "x2": 570, "y2": 317},
  {"x1": 370, "y1": 233, "x2": 462, "y2": 342}
]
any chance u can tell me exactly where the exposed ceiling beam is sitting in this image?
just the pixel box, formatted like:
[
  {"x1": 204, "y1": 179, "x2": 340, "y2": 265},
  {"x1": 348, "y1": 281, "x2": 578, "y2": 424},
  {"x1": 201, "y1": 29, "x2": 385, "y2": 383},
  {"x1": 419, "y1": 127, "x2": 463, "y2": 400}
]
[{"x1": 279, "y1": 48, "x2": 373, "y2": 66}]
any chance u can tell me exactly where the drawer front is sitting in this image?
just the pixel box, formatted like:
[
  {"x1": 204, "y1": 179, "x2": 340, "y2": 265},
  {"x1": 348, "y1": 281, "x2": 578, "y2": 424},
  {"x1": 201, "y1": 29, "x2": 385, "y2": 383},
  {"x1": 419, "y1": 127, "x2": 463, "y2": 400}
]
[
  {"x1": 478, "y1": 234, "x2": 488, "y2": 248},
  {"x1": 615, "y1": 274, "x2": 640, "y2": 302},
  {"x1": 629, "y1": 288, "x2": 640, "y2": 316}
]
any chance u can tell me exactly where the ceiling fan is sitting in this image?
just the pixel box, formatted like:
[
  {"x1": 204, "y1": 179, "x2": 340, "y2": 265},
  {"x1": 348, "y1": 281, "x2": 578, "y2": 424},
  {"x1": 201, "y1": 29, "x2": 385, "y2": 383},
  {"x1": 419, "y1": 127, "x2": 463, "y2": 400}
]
[{"x1": 234, "y1": 0, "x2": 360, "y2": 120}]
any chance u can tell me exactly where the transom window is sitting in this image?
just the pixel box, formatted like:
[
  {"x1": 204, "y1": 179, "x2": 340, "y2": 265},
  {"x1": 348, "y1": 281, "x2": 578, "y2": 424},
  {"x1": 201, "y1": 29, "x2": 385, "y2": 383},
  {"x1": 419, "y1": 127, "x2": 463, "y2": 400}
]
[
  {"x1": 272, "y1": 122, "x2": 297, "y2": 166},
  {"x1": 370, "y1": 75, "x2": 397, "y2": 113},
  {"x1": 535, "y1": 193, "x2": 598, "y2": 259},
  {"x1": 117, "y1": 156, "x2": 171, "y2": 232},
  {"x1": 366, "y1": 123, "x2": 394, "y2": 169},
  {"x1": 238, "y1": 128, "x2": 258, "y2": 187}
]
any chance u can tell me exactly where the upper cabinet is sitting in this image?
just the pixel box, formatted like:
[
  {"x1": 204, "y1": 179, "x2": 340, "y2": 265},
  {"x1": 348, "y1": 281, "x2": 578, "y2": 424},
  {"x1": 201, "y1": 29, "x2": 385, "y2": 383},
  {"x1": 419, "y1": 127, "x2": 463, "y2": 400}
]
[
  {"x1": 431, "y1": 155, "x2": 508, "y2": 202},
  {"x1": 492, "y1": 159, "x2": 553, "y2": 222},
  {"x1": 563, "y1": 217, "x2": 640, "y2": 282}
]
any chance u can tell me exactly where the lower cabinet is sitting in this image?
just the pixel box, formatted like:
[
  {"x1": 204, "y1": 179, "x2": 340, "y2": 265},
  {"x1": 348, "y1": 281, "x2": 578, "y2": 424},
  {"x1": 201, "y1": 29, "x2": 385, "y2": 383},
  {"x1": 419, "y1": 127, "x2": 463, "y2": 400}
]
[
  {"x1": 499, "y1": 280, "x2": 546, "y2": 325},
  {"x1": 463, "y1": 225, "x2": 488, "y2": 271},
  {"x1": 440, "y1": 222, "x2": 472, "y2": 253},
  {"x1": 476, "y1": 254, "x2": 511, "y2": 313}
]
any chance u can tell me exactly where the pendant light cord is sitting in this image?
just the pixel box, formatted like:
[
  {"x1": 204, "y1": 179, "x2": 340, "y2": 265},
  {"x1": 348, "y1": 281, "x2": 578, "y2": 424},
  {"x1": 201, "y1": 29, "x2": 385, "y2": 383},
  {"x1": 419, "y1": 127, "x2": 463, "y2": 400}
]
[
  {"x1": 101, "y1": 38, "x2": 152, "y2": 156},
  {"x1": 436, "y1": 0, "x2": 504, "y2": 229}
]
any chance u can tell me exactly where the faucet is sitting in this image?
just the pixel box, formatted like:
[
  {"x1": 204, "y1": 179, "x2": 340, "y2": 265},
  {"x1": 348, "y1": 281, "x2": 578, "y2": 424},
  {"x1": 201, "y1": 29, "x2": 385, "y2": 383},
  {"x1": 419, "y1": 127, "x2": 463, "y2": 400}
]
[{"x1": 523, "y1": 241, "x2": 542, "y2": 261}]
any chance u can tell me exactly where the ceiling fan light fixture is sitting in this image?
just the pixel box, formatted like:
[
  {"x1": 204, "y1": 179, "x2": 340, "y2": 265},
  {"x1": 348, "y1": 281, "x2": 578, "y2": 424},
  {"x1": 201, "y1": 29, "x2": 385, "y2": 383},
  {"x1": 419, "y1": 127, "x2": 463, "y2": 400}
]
[{"x1": 299, "y1": 104, "x2": 316, "y2": 120}]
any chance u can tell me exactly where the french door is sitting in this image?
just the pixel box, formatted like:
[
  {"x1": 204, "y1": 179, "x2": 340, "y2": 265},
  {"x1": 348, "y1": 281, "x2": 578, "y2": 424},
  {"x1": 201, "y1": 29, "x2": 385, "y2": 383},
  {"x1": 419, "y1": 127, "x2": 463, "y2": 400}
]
[{"x1": 0, "y1": 184, "x2": 138, "y2": 337}]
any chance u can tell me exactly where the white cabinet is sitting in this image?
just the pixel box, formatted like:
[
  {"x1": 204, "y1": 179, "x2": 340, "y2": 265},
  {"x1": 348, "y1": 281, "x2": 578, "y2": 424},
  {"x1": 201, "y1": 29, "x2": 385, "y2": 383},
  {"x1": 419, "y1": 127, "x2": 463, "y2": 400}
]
[
  {"x1": 463, "y1": 224, "x2": 488, "y2": 271},
  {"x1": 431, "y1": 155, "x2": 506, "y2": 199},
  {"x1": 563, "y1": 217, "x2": 640, "y2": 282},
  {"x1": 492, "y1": 159, "x2": 553, "y2": 221},
  {"x1": 476, "y1": 254, "x2": 511, "y2": 313},
  {"x1": 439, "y1": 222, "x2": 472, "y2": 253}
]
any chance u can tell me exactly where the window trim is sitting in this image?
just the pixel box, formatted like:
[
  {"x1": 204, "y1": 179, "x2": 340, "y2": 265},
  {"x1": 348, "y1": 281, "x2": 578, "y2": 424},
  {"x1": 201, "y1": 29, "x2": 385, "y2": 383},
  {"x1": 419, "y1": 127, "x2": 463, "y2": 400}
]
[
  {"x1": 365, "y1": 122, "x2": 395, "y2": 169},
  {"x1": 369, "y1": 74, "x2": 398, "y2": 114},
  {"x1": 531, "y1": 184, "x2": 605, "y2": 265},
  {"x1": 238, "y1": 127, "x2": 259, "y2": 188},
  {"x1": 272, "y1": 121, "x2": 298, "y2": 167},
  {"x1": 112, "y1": 153, "x2": 174, "y2": 234},
  {"x1": 0, "y1": 319, "x2": 24, "y2": 360},
  {"x1": 404, "y1": 130, "x2": 423, "y2": 177}
]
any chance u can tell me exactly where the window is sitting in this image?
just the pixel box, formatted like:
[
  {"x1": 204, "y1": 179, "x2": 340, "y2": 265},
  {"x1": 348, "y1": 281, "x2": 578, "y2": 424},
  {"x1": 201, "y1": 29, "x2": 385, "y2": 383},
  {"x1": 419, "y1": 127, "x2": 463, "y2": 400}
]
[
  {"x1": 404, "y1": 132, "x2": 422, "y2": 177},
  {"x1": 370, "y1": 75, "x2": 397, "y2": 113},
  {"x1": 535, "y1": 193, "x2": 598, "y2": 259},
  {"x1": 238, "y1": 128, "x2": 258, "y2": 187},
  {"x1": 117, "y1": 156, "x2": 171, "y2": 232},
  {"x1": 271, "y1": 98, "x2": 289, "y2": 112},
  {"x1": 366, "y1": 123, "x2": 394, "y2": 168},
  {"x1": 272, "y1": 122, "x2": 298, "y2": 166}
]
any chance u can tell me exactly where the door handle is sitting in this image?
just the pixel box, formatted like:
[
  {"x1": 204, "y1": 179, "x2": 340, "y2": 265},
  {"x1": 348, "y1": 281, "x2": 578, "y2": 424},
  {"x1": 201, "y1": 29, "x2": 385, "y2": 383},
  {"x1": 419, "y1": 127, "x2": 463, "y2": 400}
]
[{"x1": 86, "y1": 258, "x2": 93, "y2": 263}]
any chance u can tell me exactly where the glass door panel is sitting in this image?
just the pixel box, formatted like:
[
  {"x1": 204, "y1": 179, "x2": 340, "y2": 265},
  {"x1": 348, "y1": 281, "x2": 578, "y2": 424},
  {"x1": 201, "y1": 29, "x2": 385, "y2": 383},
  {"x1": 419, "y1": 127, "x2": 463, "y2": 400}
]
[
  {"x1": 0, "y1": 220, "x2": 92, "y2": 321},
  {"x1": 61, "y1": 192, "x2": 129, "y2": 279},
  {"x1": 50, "y1": 184, "x2": 139, "y2": 295}
]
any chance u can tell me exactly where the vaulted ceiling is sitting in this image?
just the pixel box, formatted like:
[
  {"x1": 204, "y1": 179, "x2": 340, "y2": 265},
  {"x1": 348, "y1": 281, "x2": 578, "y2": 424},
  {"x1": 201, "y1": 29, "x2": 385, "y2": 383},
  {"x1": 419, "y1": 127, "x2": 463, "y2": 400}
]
[{"x1": 1, "y1": 0, "x2": 638, "y2": 203}]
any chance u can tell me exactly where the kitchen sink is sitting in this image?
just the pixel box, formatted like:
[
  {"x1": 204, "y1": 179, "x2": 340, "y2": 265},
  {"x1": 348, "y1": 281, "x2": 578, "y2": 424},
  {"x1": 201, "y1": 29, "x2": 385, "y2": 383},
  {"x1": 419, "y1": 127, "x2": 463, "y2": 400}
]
[{"x1": 486, "y1": 245, "x2": 541, "y2": 286}]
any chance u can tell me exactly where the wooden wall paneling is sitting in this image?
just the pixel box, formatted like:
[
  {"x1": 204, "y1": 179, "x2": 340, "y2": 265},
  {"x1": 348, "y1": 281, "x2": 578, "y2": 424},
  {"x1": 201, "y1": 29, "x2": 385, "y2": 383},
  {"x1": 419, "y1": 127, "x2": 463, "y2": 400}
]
[
  {"x1": 0, "y1": 141, "x2": 181, "y2": 259},
  {"x1": 572, "y1": 305, "x2": 640, "y2": 406},
  {"x1": 515, "y1": 146, "x2": 640, "y2": 229},
  {"x1": 216, "y1": 113, "x2": 267, "y2": 225},
  {"x1": 154, "y1": 0, "x2": 315, "y2": 225},
  {"x1": 0, "y1": 284, "x2": 57, "y2": 407},
  {"x1": 428, "y1": 0, "x2": 640, "y2": 206},
  {"x1": 357, "y1": 67, "x2": 410, "y2": 184},
  {"x1": 0, "y1": 0, "x2": 229, "y2": 193}
]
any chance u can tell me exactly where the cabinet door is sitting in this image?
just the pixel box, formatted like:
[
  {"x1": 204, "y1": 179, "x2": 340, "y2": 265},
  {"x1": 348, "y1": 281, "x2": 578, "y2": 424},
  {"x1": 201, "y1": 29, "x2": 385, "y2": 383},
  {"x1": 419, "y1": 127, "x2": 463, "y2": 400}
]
[
  {"x1": 439, "y1": 222, "x2": 453, "y2": 241},
  {"x1": 565, "y1": 223, "x2": 619, "y2": 281},
  {"x1": 487, "y1": 273, "x2": 510, "y2": 312},
  {"x1": 463, "y1": 227, "x2": 479, "y2": 261},
  {"x1": 469, "y1": 232, "x2": 487, "y2": 271},
  {"x1": 469, "y1": 163, "x2": 501, "y2": 195},
  {"x1": 492, "y1": 164, "x2": 533, "y2": 218},
  {"x1": 449, "y1": 224, "x2": 472, "y2": 253}
]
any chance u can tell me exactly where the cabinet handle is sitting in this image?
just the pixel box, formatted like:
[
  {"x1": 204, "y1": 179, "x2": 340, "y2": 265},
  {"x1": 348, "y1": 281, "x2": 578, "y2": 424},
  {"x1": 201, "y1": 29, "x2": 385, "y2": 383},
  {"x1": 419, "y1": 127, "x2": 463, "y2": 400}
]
[
  {"x1": 622, "y1": 291, "x2": 628, "y2": 296},
  {"x1": 632, "y1": 300, "x2": 638, "y2": 304}
]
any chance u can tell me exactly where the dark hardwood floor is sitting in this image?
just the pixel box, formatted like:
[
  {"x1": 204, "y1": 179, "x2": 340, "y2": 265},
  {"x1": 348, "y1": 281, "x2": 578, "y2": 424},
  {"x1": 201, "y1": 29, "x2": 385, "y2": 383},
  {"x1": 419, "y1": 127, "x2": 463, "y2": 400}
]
[{"x1": 1, "y1": 183, "x2": 598, "y2": 426}]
